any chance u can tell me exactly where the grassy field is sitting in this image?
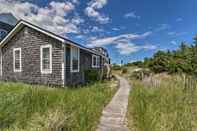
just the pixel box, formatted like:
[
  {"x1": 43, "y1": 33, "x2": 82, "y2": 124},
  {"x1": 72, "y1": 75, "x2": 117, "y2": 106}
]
[
  {"x1": 127, "y1": 74, "x2": 197, "y2": 131},
  {"x1": 0, "y1": 81, "x2": 117, "y2": 131}
]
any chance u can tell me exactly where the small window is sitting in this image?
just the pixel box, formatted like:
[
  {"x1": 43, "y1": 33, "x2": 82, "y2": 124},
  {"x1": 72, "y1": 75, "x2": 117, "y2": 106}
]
[
  {"x1": 97, "y1": 56, "x2": 100, "y2": 67},
  {"x1": 92, "y1": 55, "x2": 97, "y2": 68},
  {"x1": 92, "y1": 55, "x2": 100, "y2": 68},
  {"x1": 40, "y1": 45, "x2": 52, "y2": 74},
  {"x1": 71, "y1": 47, "x2": 80, "y2": 72},
  {"x1": 13, "y1": 48, "x2": 22, "y2": 72},
  {"x1": 0, "y1": 29, "x2": 7, "y2": 40}
]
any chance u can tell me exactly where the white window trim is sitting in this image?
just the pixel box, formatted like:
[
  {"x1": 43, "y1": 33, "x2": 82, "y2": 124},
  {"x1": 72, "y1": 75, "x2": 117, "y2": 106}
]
[
  {"x1": 97, "y1": 56, "x2": 100, "y2": 68},
  {"x1": 92, "y1": 55, "x2": 100, "y2": 68},
  {"x1": 40, "y1": 44, "x2": 52, "y2": 74},
  {"x1": 92, "y1": 55, "x2": 98, "y2": 68},
  {"x1": 13, "y1": 48, "x2": 22, "y2": 72},
  {"x1": 70, "y1": 46, "x2": 80, "y2": 73},
  {"x1": 0, "y1": 49, "x2": 2, "y2": 76}
]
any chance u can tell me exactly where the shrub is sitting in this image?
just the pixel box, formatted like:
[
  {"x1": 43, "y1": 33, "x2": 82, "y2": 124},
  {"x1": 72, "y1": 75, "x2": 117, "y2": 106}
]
[
  {"x1": 112, "y1": 65, "x2": 122, "y2": 70},
  {"x1": 121, "y1": 68, "x2": 128, "y2": 74},
  {"x1": 84, "y1": 69, "x2": 100, "y2": 83}
]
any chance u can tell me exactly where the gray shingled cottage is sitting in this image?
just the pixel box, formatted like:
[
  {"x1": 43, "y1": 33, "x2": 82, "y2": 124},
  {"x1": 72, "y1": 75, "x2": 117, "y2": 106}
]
[{"x1": 0, "y1": 20, "x2": 110, "y2": 86}]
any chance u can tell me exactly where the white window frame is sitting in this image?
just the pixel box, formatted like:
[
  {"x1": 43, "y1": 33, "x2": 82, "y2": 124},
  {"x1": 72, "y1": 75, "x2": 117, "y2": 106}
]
[
  {"x1": 97, "y1": 56, "x2": 100, "y2": 68},
  {"x1": 71, "y1": 46, "x2": 80, "y2": 73},
  {"x1": 92, "y1": 55, "x2": 100, "y2": 68},
  {"x1": 40, "y1": 45, "x2": 52, "y2": 74},
  {"x1": 0, "y1": 49, "x2": 2, "y2": 76},
  {"x1": 92, "y1": 55, "x2": 97, "y2": 68},
  {"x1": 13, "y1": 48, "x2": 22, "y2": 72}
]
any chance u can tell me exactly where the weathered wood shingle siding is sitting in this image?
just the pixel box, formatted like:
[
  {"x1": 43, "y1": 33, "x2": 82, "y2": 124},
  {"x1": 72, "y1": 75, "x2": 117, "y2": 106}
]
[{"x1": 1, "y1": 26, "x2": 63, "y2": 86}]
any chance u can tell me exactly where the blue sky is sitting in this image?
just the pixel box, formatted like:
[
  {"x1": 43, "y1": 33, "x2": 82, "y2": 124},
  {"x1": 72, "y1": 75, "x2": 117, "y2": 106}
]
[{"x1": 0, "y1": 0, "x2": 197, "y2": 64}]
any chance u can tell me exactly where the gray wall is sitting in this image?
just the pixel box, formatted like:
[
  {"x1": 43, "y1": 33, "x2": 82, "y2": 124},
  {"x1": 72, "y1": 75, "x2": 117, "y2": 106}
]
[
  {"x1": 1, "y1": 25, "x2": 106, "y2": 86},
  {"x1": 1, "y1": 26, "x2": 64, "y2": 86},
  {"x1": 65, "y1": 45, "x2": 102, "y2": 86}
]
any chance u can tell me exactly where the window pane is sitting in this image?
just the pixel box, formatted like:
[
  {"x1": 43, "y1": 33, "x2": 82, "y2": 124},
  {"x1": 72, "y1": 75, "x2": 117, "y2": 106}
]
[
  {"x1": 43, "y1": 59, "x2": 50, "y2": 69},
  {"x1": 42, "y1": 47, "x2": 50, "y2": 70},
  {"x1": 15, "y1": 60, "x2": 20, "y2": 69},
  {"x1": 93, "y1": 56, "x2": 96, "y2": 66},
  {"x1": 73, "y1": 59, "x2": 78, "y2": 70},
  {"x1": 15, "y1": 50, "x2": 20, "y2": 60},
  {"x1": 14, "y1": 49, "x2": 21, "y2": 70},
  {"x1": 97, "y1": 57, "x2": 100, "y2": 67},
  {"x1": 43, "y1": 48, "x2": 49, "y2": 59},
  {"x1": 72, "y1": 47, "x2": 79, "y2": 71}
]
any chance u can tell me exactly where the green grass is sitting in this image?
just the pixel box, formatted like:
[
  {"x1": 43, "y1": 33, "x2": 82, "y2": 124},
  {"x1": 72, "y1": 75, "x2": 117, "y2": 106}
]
[
  {"x1": 0, "y1": 81, "x2": 117, "y2": 131},
  {"x1": 127, "y1": 76, "x2": 197, "y2": 131}
]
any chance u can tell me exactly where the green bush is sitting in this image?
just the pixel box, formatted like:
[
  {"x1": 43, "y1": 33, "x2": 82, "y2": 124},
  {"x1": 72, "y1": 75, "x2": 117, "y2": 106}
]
[
  {"x1": 84, "y1": 69, "x2": 100, "y2": 83},
  {"x1": 121, "y1": 68, "x2": 128, "y2": 74},
  {"x1": 112, "y1": 65, "x2": 122, "y2": 70}
]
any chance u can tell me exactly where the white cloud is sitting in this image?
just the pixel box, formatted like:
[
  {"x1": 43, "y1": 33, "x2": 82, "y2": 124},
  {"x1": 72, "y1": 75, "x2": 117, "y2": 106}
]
[
  {"x1": 154, "y1": 24, "x2": 171, "y2": 32},
  {"x1": 91, "y1": 26, "x2": 104, "y2": 32},
  {"x1": 112, "y1": 28, "x2": 120, "y2": 31},
  {"x1": 87, "y1": 32, "x2": 152, "y2": 47},
  {"x1": 0, "y1": 0, "x2": 83, "y2": 34},
  {"x1": 87, "y1": 31, "x2": 156, "y2": 55},
  {"x1": 85, "y1": 0, "x2": 110, "y2": 24},
  {"x1": 176, "y1": 18, "x2": 183, "y2": 22},
  {"x1": 168, "y1": 31, "x2": 188, "y2": 37},
  {"x1": 75, "y1": 35, "x2": 85, "y2": 39},
  {"x1": 115, "y1": 43, "x2": 156, "y2": 55},
  {"x1": 124, "y1": 11, "x2": 140, "y2": 19},
  {"x1": 71, "y1": 0, "x2": 79, "y2": 4},
  {"x1": 71, "y1": 16, "x2": 84, "y2": 25},
  {"x1": 171, "y1": 40, "x2": 177, "y2": 45}
]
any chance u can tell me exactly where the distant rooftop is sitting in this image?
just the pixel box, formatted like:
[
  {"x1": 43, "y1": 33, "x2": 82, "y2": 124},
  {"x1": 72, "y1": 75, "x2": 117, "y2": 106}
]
[{"x1": 0, "y1": 13, "x2": 18, "y2": 26}]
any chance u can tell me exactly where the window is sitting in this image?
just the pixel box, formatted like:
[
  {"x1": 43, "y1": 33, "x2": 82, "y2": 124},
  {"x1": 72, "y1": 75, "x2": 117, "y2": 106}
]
[
  {"x1": 71, "y1": 47, "x2": 80, "y2": 72},
  {"x1": 13, "y1": 48, "x2": 22, "y2": 72},
  {"x1": 92, "y1": 55, "x2": 100, "y2": 68},
  {"x1": 40, "y1": 45, "x2": 52, "y2": 74},
  {"x1": 97, "y1": 56, "x2": 100, "y2": 67},
  {"x1": 92, "y1": 55, "x2": 97, "y2": 68},
  {"x1": 0, "y1": 29, "x2": 7, "y2": 40}
]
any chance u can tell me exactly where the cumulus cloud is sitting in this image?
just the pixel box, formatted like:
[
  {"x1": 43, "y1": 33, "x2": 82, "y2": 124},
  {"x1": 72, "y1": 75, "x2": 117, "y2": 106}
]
[
  {"x1": 112, "y1": 28, "x2": 120, "y2": 31},
  {"x1": 91, "y1": 26, "x2": 104, "y2": 32},
  {"x1": 87, "y1": 31, "x2": 156, "y2": 55},
  {"x1": 154, "y1": 24, "x2": 171, "y2": 32},
  {"x1": 124, "y1": 11, "x2": 140, "y2": 19},
  {"x1": 171, "y1": 40, "x2": 177, "y2": 45},
  {"x1": 168, "y1": 31, "x2": 188, "y2": 37},
  {"x1": 0, "y1": 0, "x2": 83, "y2": 34},
  {"x1": 87, "y1": 32, "x2": 152, "y2": 47},
  {"x1": 85, "y1": 0, "x2": 110, "y2": 24},
  {"x1": 115, "y1": 43, "x2": 156, "y2": 55},
  {"x1": 176, "y1": 18, "x2": 183, "y2": 22}
]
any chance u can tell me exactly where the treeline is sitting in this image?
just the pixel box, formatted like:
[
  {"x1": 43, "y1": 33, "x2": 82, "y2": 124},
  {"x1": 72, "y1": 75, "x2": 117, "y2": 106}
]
[{"x1": 128, "y1": 35, "x2": 197, "y2": 75}]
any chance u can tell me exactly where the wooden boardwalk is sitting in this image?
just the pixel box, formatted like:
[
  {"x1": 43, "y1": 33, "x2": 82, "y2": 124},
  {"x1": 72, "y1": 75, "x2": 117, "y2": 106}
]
[{"x1": 96, "y1": 75, "x2": 131, "y2": 131}]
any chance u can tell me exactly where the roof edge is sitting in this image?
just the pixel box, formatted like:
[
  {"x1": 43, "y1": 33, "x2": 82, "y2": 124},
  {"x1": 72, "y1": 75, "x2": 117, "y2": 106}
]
[{"x1": 0, "y1": 19, "x2": 108, "y2": 58}]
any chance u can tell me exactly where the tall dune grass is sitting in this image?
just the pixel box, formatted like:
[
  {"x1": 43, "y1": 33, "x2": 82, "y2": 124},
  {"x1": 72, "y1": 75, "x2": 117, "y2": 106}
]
[
  {"x1": 0, "y1": 81, "x2": 117, "y2": 131},
  {"x1": 127, "y1": 75, "x2": 197, "y2": 131}
]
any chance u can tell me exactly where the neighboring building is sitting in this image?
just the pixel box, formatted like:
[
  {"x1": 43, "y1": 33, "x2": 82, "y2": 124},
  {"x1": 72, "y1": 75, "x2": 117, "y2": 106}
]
[
  {"x1": 91, "y1": 47, "x2": 110, "y2": 65},
  {"x1": 0, "y1": 20, "x2": 110, "y2": 86},
  {"x1": 0, "y1": 13, "x2": 17, "y2": 41},
  {"x1": 0, "y1": 13, "x2": 18, "y2": 26}
]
